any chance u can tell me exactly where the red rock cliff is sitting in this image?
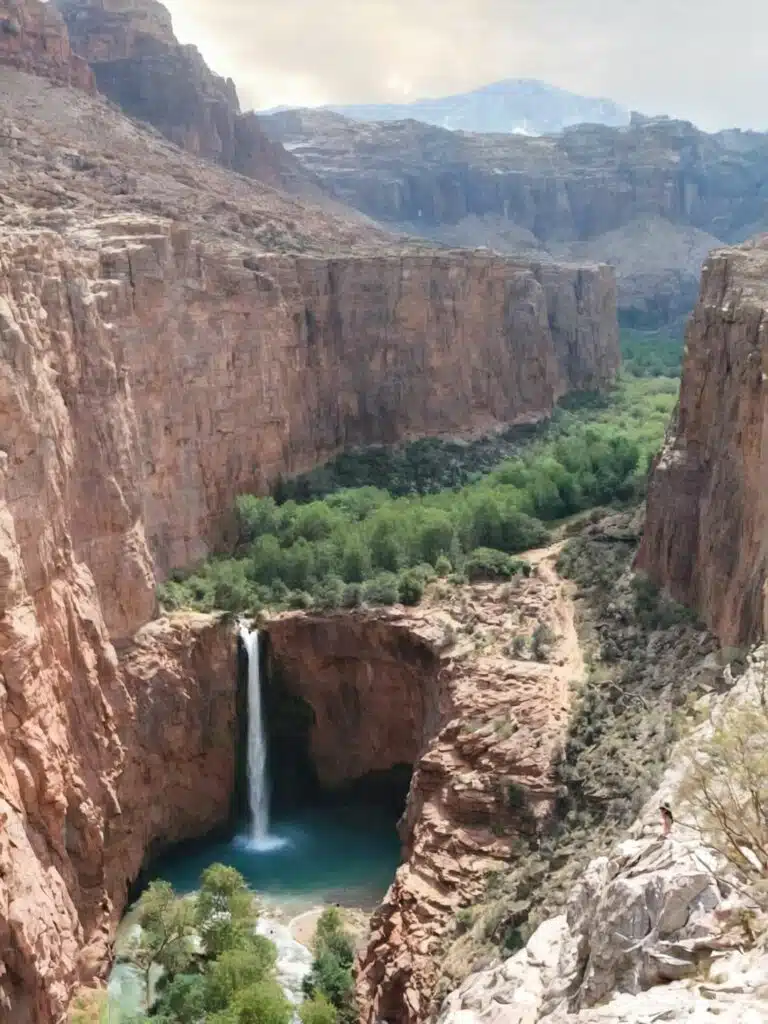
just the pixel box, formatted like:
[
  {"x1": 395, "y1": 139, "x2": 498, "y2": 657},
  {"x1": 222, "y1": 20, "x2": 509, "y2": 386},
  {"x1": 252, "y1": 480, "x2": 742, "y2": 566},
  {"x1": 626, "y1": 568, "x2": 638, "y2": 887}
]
[
  {"x1": 637, "y1": 236, "x2": 768, "y2": 646},
  {"x1": 0, "y1": 0, "x2": 93, "y2": 88}
]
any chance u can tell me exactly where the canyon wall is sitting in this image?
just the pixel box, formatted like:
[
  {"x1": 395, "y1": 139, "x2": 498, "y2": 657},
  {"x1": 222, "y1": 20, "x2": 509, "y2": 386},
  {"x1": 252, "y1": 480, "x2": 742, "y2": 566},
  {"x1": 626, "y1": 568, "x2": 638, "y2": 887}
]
[
  {"x1": 637, "y1": 237, "x2": 768, "y2": 647},
  {"x1": 262, "y1": 109, "x2": 768, "y2": 325},
  {"x1": 0, "y1": 0, "x2": 94, "y2": 89},
  {"x1": 65, "y1": 219, "x2": 619, "y2": 581}
]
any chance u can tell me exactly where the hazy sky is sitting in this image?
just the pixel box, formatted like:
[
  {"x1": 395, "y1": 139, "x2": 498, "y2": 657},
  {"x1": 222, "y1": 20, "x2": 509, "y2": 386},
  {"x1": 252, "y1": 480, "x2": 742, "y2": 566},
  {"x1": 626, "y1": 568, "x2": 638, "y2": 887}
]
[{"x1": 163, "y1": 0, "x2": 768, "y2": 131}]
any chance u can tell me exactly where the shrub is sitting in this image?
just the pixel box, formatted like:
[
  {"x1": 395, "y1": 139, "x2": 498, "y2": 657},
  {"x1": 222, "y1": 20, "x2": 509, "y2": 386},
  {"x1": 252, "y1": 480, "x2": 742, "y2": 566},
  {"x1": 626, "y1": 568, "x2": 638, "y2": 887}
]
[
  {"x1": 341, "y1": 583, "x2": 363, "y2": 609},
  {"x1": 531, "y1": 622, "x2": 556, "y2": 662},
  {"x1": 288, "y1": 590, "x2": 313, "y2": 610},
  {"x1": 435, "y1": 554, "x2": 453, "y2": 577},
  {"x1": 300, "y1": 995, "x2": 338, "y2": 1024},
  {"x1": 362, "y1": 573, "x2": 400, "y2": 606},
  {"x1": 681, "y1": 667, "x2": 768, "y2": 888},
  {"x1": 313, "y1": 576, "x2": 345, "y2": 611},
  {"x1": 398, "y1": 571, "x2": 425, "y2": 606},
  {"x1": 205, "y1": 941, "x2": 278, "y2": 1012},
  {"x1": 465, "y1": 548, "x2": 526, "y2": 582}
]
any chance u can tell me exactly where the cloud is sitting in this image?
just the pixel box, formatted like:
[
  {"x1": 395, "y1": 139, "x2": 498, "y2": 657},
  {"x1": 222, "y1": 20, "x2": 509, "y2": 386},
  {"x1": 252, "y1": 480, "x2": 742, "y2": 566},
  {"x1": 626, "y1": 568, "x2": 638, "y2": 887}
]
[{"x1": 163, "y1": 0, "x2": 768, "y2": 131}]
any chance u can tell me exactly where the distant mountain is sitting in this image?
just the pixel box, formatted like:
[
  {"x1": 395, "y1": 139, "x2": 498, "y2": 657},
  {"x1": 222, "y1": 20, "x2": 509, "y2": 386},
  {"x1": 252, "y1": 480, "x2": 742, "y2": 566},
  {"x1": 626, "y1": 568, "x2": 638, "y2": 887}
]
[{"x1": 263, "y1": 79, "x2": 630, "y2": 136}]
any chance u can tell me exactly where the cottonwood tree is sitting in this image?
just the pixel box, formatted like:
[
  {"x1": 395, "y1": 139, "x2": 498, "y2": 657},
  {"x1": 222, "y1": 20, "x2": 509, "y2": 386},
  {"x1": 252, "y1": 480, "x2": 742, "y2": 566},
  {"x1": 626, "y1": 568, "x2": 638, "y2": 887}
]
[{"x1": 131, "y1": 880, "x2": 196, "y2": 1005}]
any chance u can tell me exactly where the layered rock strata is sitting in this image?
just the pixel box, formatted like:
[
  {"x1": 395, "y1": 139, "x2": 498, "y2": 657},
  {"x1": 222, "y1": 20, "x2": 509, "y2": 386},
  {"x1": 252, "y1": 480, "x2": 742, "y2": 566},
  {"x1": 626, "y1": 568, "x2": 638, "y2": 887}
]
[
  {"x1": 0, "y1": 0, "x2": 94, "y2": 89},
  {"x1": 261, "y1": 109, "x2": 768, "y2": 324},
  {"x1": 637, "y1": 236, "x2": 768, "y2": 646},
  {"x1": 268, "y1": 547, "x2": 584, "y2": 1024},
  {"x1": 0, "y1": 607, "x2": 233, "y2": 1022}
]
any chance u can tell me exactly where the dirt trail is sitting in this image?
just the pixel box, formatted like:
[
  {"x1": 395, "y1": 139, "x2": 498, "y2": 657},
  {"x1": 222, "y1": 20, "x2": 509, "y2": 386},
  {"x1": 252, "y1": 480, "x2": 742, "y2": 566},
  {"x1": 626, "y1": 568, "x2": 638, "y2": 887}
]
[{"x1": 526, "y1": 540, "x2": 586, "y2": 722}]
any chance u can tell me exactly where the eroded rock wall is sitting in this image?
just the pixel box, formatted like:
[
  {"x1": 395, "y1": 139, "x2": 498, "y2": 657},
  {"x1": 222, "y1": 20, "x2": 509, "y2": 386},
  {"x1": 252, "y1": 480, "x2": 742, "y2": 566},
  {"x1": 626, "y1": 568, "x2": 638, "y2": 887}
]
[
  {"x1": 637, "y1": 237, "x2": 768, "y2": 646},
  {"x1": 0, "y1": 0, "x2": 94, "y2": 89},
  {"x1": 72, "y1": 219, "x2": 618, "y2": 576}
]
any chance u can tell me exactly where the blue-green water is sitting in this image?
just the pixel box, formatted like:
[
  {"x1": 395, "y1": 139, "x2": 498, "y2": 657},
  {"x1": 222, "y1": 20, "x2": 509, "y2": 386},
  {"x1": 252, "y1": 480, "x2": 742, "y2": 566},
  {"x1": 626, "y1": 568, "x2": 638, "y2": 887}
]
[{"x1": 145, "y1": 803, "x2": 402, "y2": 914}]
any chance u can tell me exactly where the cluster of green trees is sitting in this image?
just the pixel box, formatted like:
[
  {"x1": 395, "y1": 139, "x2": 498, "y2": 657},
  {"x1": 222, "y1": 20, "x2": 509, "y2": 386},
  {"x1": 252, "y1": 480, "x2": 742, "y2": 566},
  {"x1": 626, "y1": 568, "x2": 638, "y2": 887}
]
[
  {"x1": 159, "y1": 374, "x2": 678, "y2": 617},
  {"x1": 301, "y1": 908, "x2": 357, "y2": 1024},
  {"x1": 117, "y1": 867, "x2": 354, "y2": 1024},
  {"x1": 620, "y1": 327, "x2": 683, "y2": 378}
]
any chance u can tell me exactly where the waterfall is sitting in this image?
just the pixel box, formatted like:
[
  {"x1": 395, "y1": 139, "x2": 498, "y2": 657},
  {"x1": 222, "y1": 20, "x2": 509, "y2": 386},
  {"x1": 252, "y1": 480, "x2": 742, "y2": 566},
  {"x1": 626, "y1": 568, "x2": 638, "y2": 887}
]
[{"x1": 240, "y1": 625, "x2": 270, "y2": 840}]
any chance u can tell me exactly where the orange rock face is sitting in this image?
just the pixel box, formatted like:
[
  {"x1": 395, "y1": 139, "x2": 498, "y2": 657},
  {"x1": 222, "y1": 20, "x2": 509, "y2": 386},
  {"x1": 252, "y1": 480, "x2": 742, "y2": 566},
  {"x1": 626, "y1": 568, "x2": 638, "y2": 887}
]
[
  {"x1": 637, "y1": 237, "x2": 768, "y2": 646},
  {"x1": 269, "y1": 547, "x2": 583, "y2": 1024},
  {"x1": 0, "y1": 0, "x2": 94, "y2": 90}
]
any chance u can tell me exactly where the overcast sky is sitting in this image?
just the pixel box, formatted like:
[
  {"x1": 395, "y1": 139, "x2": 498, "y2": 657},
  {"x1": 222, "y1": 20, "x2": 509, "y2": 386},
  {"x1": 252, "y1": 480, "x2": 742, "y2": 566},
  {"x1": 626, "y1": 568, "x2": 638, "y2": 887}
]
[{"x1": 162, "y1": 0, "x2": 768, "y2": 131}]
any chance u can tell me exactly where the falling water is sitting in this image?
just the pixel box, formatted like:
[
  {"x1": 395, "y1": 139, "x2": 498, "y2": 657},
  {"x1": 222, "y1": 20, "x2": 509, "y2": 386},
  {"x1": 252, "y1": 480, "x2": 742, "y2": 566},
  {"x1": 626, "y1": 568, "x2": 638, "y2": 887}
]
[{"x1": 240, "y1": 625, "x2": 270, "y2": 841}]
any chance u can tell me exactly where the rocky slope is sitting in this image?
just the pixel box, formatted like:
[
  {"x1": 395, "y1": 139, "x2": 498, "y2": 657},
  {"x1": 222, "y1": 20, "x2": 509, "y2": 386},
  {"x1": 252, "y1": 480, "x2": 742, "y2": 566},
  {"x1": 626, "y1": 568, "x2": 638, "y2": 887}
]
[
  {"x1": 438, "y1": 659, "x2": 768, "y2": 1024},
  {"x1": 268, "y1": 546, "x2": 583, "y2": 1023},
  {"x1": 637, "y1": 235, "x2": 768, "y2": 647},
  {"x1": 56, "y1": 0, "x2": 314, "y2": 193},
  {"x1": 261, "y1": 109, "x2": 768, "y2": 325}
]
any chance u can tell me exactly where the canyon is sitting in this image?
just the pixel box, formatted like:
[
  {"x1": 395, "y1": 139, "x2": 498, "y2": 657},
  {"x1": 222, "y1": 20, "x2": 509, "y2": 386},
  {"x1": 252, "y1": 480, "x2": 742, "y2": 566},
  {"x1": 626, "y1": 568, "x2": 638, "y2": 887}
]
[
  {"x1": 261, "y1": 108, "x2": 768, "y2": 326},
  {"x1": 0, "y1": 2, "x2": 621, "y2": 1020},
  {"x1": 1, "y1": 0, "x2": 767, "y2": 1022}
]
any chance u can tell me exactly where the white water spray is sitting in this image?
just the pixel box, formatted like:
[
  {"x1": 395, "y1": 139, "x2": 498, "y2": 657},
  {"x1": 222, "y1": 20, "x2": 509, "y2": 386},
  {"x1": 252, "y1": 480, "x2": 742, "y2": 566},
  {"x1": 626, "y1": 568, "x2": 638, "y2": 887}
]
[{"x1": 239, "y1": 625, "x2": 270, "y2": 840}]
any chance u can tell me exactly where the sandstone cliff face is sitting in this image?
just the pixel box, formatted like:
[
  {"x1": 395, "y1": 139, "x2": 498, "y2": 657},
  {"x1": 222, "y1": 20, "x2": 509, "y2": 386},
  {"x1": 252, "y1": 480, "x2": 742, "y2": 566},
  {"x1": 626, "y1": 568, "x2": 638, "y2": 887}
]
[
  {"x1": 0, "y1": 0, "x2": 93, "y2": 89},
  {"x1": 26, "y1": 219, "x2": 617, "y2": 578},
  {"x1": 637, "y1": 236, "x2": 768, "y2": 646},
  {"x1": 57, "y1": 0, "x2": 314, "y2": 192},
  {"x1": 268, "y1": 548, "x2": 583, "y2": 1024},
  {"x1": 261, "y1": 109, "x2": 768, "y2": 324}
]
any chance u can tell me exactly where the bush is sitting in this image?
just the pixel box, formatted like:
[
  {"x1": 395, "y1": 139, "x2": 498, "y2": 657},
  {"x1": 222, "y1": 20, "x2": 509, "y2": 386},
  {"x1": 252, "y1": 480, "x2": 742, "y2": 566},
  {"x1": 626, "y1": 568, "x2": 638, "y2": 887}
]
[
  {"x1": 681, "y1": 666, "x2": 768, "y2": 888},
  {"x1": 531, "y1": 622, "x2": 556, "y2": 661},
  {"x1": 362, "y1": 573, "x2": 400, "y2": 606},
  {"x1": 465, "y1": 548, "x2": 527, "y2": 582},
  {"x1": 341, "y1": 583, "x2": 363, "y2": 609},
  {"x1": 435, "y1": 554, "x2": 453, "y2": 577},
  {"x1": 313, "y1": 576, "x2": 345, "y2": 611},
  {"x1": 300, "y1": 995, "x2": 338, "y2": 1024},
  {"x1": 288, "y1": 590, "x2": 313, "y2": 610},
  {"x1": 398, "y1": 571, "x2": 425, "y2": 606}
]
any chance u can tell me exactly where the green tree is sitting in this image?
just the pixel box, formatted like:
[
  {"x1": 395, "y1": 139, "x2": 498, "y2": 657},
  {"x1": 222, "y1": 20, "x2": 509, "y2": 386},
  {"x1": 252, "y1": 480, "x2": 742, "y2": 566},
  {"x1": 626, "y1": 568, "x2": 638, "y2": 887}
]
[
  {"x1": 341, "y1": 536, "x2": 370, "y2": 583},
  {"x1": 195, "y1": 864, "x2": 259, "y2": 959},
  {"x1": 398, "y1": 571, "x2": 424, "y2": 606},
  {"x1": 237, "y1": 496, "x2": 278, "y2": 544},
  {"x1": 369, "y1": 514, "x2": 403, "y2": 572},
  {"x1": 131, "y1": 881, "x2": 196, "y2": 1003},
  {"x1": 303, "y1": 908, "x2": 357, "y2": 1024},
  {"x1": 153, "y1": 974, "x2": 206, "y2": 1023},
  {"x1": 228, "y1": 980, "x2": 292, "y2": 1024},
  {"x1": 205, "y1": 940, "x2": 278, "y2": 1012},
  {"x1": 300, "y1": 994, "x2": 338, "y2": 1024}
]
